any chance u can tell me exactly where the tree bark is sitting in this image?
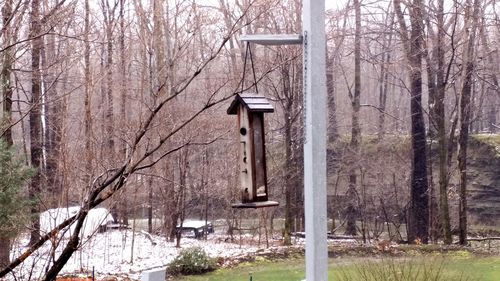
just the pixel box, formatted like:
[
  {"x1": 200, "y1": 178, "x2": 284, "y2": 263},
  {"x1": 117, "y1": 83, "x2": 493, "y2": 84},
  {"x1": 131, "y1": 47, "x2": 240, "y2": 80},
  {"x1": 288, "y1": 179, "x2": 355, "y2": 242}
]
[
  {"x1": 41, "y1": 16, "x2": 62, "y2": 208},
  {"x1": 345, "y1": 0, "x2": 362, "y2": 236},
  {"x1": 458, "y1": 0, "x2": 480, "y2": 246},
  {"x1": 1, "y1": 0, "x2": 13, "y2": 146},
  {"x1": 102, "y1": 0, "x2": 117, "y2": 222},
  {"x1": 0, "y1": 237, "x2": 9, "y2": 268},
  {"x1": 42, "y1": 210, "x2": 87, "y2": 281},
  {"x1": 394, "y1": 0, "x2": 429, "y2": 243},
  {"x1": 0, "y1": 0, "x2": 14, "y2": 266},
  {"x1": 377, "y1": 10, "x2": 394, "y2": 142},
  {"x1": 282, "y1": 61, "x2": 293, "y2": 245},
  {"x1": 479, "y1": 19, "x2": 499, "y2": 133},
  {"x1": 105, "y1": 2, "x2": 115, "y2": 154},
  {"x1": 153, "y1": 0, "x2": 167, "y2": 97},
  {"x1": 84, "y1": 0, "x2": 93, "y2": 182},
  {"x1": 326, "y1": 51, "x2": 338, "y2": 141},
  {"x1": 148, "y1": 176, "x2": 153, "y2": 233},
  {"x1": 118, "y1": 0, "x2": 128, "y2": 226},
  {"x1": 424, "y1": 0, "x2": 452, "y2": 244},
  {"x1": 435, "y1": 0, "x2": 452, "y2": 244},
  {"x1": 29, "y1": 0, "x2": 43, "y2": 246}
]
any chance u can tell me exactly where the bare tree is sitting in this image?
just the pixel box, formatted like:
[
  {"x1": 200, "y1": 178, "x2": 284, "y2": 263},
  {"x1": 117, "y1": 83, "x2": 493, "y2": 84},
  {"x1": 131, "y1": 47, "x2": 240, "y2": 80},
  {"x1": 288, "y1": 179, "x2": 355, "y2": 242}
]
[
  {"x1": 424, "y1": 0, "x2": 453, "y2": 244},
  {"x1": 28, "y1": 0, "x2": 43, "y2": 246},
  {"x1": 457, "y1": 0, "x2": 481, "y2": 246},
  {"x1": 377, "y1": 7, "x2": 394, "y2": 141},
  {"x1": 394, "y1": 0, "x2": 429, "y2": 243},
  {"x1": 0, "y1": 3, "x2": 252, "y2": 278},
  {"x1": 479, "y1": 12, "x2": 499, "y2": 132},
  {"x1": 434, "y1": 0, "x2": 452, "y2": 244},
  {"x1": 345, "y1": 0, "x2": 362, "y2": 237},
  {"x1": 84, "y1": 0, "x2": 93, "y2": 183}
]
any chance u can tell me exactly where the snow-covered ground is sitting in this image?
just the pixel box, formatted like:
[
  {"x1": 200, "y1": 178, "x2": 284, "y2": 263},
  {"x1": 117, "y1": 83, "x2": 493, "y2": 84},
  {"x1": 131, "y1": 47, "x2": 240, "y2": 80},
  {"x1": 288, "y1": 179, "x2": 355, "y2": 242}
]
[
  {"x1": 8, "y1": 229, "x2": 263, "y2": 280},
  {"x1": 5, "y1": 207, "x2": 360, "y2": 281},
  {"x1": 5, "y1": 207, "x2": 277, "y2": 280}
]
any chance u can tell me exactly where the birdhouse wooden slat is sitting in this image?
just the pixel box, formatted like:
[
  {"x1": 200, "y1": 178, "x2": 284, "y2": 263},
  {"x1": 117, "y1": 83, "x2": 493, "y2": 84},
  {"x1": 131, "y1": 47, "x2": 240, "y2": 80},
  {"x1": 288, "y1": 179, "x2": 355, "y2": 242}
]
[{"x1": 227, "y1": 93, "x2": 278, "y2": 208}]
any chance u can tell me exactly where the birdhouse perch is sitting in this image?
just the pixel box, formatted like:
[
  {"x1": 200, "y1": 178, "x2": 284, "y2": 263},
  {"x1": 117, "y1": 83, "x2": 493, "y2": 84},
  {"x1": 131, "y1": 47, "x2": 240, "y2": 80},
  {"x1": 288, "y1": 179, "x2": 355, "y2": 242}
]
[{"x1": 227, "y1": 92, "x2": 278, "y2": 208}]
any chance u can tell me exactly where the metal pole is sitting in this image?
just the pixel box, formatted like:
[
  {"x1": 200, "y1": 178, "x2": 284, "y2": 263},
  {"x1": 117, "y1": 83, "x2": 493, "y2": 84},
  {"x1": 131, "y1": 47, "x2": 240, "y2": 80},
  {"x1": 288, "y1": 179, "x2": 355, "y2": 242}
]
[{"x1": 303, "y1": 0, "x2": 328, "y2": 280}]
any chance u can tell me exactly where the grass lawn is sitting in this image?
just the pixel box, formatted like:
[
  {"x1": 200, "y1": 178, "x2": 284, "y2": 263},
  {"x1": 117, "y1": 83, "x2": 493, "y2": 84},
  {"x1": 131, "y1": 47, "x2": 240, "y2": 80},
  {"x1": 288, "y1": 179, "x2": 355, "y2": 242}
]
[{"x1": 173, "y1": 255, "x2": 500, "y2": 281}]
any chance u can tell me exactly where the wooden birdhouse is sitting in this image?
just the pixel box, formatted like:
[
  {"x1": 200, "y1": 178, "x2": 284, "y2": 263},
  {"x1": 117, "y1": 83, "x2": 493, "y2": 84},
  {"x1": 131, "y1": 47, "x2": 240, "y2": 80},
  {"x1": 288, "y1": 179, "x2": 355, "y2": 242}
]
[{"x1": 227, "y1": 92, "x2": 278, "y2": 208}]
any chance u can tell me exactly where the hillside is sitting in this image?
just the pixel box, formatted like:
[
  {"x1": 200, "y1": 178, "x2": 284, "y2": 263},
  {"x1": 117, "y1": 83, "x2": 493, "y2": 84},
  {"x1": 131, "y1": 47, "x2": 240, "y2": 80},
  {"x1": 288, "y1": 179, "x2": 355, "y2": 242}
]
[{"x1": 326, "y1": 134, "x2": 500, "y2": 230}]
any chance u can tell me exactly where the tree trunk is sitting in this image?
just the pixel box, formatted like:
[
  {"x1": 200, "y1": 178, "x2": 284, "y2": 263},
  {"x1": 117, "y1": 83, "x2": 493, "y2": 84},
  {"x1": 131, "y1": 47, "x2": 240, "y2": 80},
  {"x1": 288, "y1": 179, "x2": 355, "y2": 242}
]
[
  {"x1": 458, "y1": 0, "x2": 480, "y2": 246},
  {"x1": 458, "y1": 69, "x2": 472, "y2": 246},
  {"x1": 394, "y1": 0, "x2": 429, "y2": 243},
  {"x1": 148, "y1": 177, "x2": 153, "y2": 233},
  {"x1": 326, "y1": 51, "x2": 338, "y2": 141},
  {"x1": 0, "y1": 0, "x2": 13, "y2": 265},
  {"x1": 153, "y1": 0, "x2": 167, "y2": 97},
  {"x1": 1, "y1": 0, "x2": 13, "y2": 146},
  {"x1": 424, "y1": 0, "x2": 452, "y2": 244},
  {"x1": 42, "y1": 210, "x2": 88, "y2": 281},
  {"x1": 408, "y1": 3, "x2": 429, "y2": 244},
  {"x1": 435, "y1": 0, "x2": 452, "y2": 244},
  {"x1": 105, "y1": 13, "x2": 114, "y2": 154},
  {"x1": 84, "y1": 0, "x2": 93, "y2": 182},
  {"x1": 119, "y1": 0, "x2": 128, "y2": 226},
  {"x1": 41, "y1": 20, "x2": 62, "y2": 208},
  {"x1": 425, "y1": 21, "x2": 438, "y2": 242},
  {"x1": 479, "y1": 19, "x2": 499, "y2": 133},
  {"x1": 377, "y1": 10, "x2": 394, "y2": 142},
  {"x1": 283, "y1": 66, "x2": 293, "y2": 245},
  {"x1": 102, "y1": 0, "x2": 117, "y2": 221},
  {"x1": 175, "y1": 148, "x2": 189, "y2": 247},
  {"x1": 0, "y1": 236, "x2": 9, "y2": 268},
  {"x1": 29, "y1": 0, "x2": 43, "y2": 246},
  {"x1": 218, "y1": 0, "x2": 239, "y2": 74},
  {"x1": 326, "y1": 49, "x2": 338, "y2": 230},
  {"x1": 345, "y1": 0, "x2": 361, "y2": 236}
]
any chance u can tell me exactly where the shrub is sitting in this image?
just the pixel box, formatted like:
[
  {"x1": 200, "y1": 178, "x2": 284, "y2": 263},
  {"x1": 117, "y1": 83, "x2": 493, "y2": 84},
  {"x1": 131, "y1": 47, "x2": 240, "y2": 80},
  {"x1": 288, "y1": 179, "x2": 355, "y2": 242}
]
[
  {"x1": 0, "y1": 139, "x2": 33, "y2": 236},
  {"x1": 168, "y1": 247, "x2": 218, "y2": 275}
]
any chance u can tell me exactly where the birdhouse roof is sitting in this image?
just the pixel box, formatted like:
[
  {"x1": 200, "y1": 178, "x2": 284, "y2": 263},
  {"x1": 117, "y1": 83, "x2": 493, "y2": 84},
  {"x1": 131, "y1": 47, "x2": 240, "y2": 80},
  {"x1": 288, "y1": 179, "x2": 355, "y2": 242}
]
[{"x1": 227, "y1": 92, "x2": 274, "y2": 115}]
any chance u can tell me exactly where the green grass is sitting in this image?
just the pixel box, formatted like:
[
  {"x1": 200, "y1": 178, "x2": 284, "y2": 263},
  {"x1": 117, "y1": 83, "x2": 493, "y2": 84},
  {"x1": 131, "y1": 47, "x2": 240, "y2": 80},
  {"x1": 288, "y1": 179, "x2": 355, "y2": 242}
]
[
  {"x1": 173, "y1": 258, "x2": 305, "y2": 281},
  {"x1": 173, "y1": 256, "x2": 500, "y2": 281},
  {"x1": 442, "y1": 256, "x2": 500, "y2": 280}
]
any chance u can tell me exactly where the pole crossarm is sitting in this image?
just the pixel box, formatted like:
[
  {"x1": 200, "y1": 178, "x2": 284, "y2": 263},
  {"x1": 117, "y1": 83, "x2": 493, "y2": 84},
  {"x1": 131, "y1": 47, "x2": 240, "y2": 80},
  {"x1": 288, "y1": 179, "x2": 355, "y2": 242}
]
[{"x1": 239, "y1": 34, "x2": 303, "y2": 45}]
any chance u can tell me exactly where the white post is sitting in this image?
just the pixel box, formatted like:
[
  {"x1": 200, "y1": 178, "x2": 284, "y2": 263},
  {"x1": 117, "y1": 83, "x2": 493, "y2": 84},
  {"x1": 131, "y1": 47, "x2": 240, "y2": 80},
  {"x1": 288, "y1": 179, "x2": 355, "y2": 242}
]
[{"x1": 303, "y1": 0, "x2": 328, "y2": 280}]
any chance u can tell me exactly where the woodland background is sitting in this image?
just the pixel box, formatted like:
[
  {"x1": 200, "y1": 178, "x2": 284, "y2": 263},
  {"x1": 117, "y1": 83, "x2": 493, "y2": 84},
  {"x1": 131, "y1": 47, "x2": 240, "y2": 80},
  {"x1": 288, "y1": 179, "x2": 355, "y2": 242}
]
[{"x1": 0, "y1": 0, "x2": 499, "y2": 280}]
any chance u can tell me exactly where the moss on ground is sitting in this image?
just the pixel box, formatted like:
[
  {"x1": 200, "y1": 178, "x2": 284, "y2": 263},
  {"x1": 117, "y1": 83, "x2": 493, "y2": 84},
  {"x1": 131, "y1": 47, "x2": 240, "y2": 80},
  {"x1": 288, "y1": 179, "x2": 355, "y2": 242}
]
[{"x1": 472, "y1": 134, "x2": 500, "y2": 157}]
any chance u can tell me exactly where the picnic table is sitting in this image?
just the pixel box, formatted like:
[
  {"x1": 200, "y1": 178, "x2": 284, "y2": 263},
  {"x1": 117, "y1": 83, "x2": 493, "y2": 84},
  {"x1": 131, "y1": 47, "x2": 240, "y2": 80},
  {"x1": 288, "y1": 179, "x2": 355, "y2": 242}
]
[{"x1": 176, "y1": 220, "x2": 214, "y2": 239}]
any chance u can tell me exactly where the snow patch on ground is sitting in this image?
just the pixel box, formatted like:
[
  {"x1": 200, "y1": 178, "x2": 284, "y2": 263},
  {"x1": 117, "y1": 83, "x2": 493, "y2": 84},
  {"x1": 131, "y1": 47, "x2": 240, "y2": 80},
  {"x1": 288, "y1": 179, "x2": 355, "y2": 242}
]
[{"x1": 8, "y1": 230, "x2": 260, "y2": 280}]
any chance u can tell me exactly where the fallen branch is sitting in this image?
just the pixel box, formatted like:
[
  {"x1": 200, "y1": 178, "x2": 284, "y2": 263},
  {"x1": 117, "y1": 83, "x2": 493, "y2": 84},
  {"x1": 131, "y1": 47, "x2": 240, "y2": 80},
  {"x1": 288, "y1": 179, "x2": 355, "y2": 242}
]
[
  {"x1": 467, "y1": 237, "x2": 500, "y2": 242},
  {"x1": 292, "y1": 232, "x2": 362, "y2": 240}
]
